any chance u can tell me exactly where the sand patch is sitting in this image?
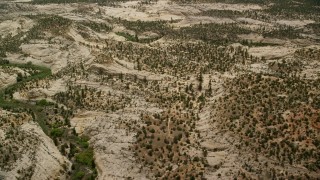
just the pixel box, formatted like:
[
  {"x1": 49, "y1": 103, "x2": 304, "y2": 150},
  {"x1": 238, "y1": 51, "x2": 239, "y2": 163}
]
[
  {"x1": 248, "y1": 46, "x2": 296, "y2": 59},
  {"x1": 173, "y1": 16, "x2": 234, "y2": 27},
  {"x1": 193, "y1": 2, "x2": 262, "y2": 11},
  {"x1": 276, "y1": 19, "x2": 315, "y2": 27},
  {"x1": 236, "y1": 17, "x2": 266, "y2": 25},
  {"x1": 0, "y1": 17, "x2": 34, "y2": 37},
  {"x1": 89, "y1": 60, "x2": 172, "y2": 81}
]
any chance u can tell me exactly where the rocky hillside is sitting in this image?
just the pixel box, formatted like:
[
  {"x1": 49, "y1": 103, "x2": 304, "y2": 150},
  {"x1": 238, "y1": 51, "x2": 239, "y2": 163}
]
[{"x1": 0, "y1": 0, "x2": 319, "y2": 179}]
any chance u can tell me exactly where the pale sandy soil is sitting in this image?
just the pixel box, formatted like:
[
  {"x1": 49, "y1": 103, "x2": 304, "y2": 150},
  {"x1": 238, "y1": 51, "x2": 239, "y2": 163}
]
[
  {"x1": 68, "y1": 27, "x2": 113, "y2": 48},
  {"x1": 0, "y1": 17, "x2": 34, "y2": 37},
  {"x1": 249, "y1": 63, "x2": 271, "y2": 73},
  {"x1": 276, "y1": 19, "x2": 315, "y2": 27},
  {"x1": 35, "y1": 4, "x2": 76, "y2": 14},
  {"x1": 102, "y1": 6, "x2": 157, "y2": 21},
  {"x1": 138, "y1": 31, "x2": 160, "y2": 39},
  {"x1": 98, "y1": 0, "x2": 263, "y2": 22},
  {"x1": 89, "y1": 60, "x2": 172, "y2": 81},
  {"x1": 13, "y1": 79, "x2": 67, "y2": 101},
  {"x1": 238, "y1": 33, "x2": 264, "y2": 42},
  {"x1": 119, "y1": 1, "x2": 141, "y2": 8},
  {"x1": 119, "y1": 0, "x2": 263, "y2": 12},
  {"x1": 60, "y1": 13, "x2": 90, "y2": 21},
  {"x1": 248, "y1": 46, "x2": 297, "y2": 59},
  {"x1": 301, "y1": 33, "x2": 320, "y2": 41},
  {"x1": 0, "y1": 66, "x2": 30, "y2": 89},
  {"x1": 301, "y1": 63, "x2": 320, "y2": 79},
  {"x1": 6, "y1": 38, "x2": 92, "y2": 73},
  {"x1": 192, "y1": 2, "x2": 263, "y2": 11},
  {"x1": 11, "y1": 0, "x2": 32, "y2": 2},
  {"x1": 71, "y1": 111, "x2": 102, "y2": 134},
  {"x1": 0, "y1": 129, "x2": 5, "y2": 140},
  {"x1": 236, "y1": 17, "x2": 267, "y2": 25}
]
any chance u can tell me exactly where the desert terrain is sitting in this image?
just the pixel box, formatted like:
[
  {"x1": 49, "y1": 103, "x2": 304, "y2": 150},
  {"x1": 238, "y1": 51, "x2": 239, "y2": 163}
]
[{"x1": 0, "y1": 0, "x2": 319, "y2": 179}]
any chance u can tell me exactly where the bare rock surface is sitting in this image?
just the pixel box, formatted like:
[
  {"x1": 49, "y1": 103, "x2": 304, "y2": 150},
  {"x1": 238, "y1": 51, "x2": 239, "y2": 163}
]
[{"x1": 0, "y1": 111, "x2": 70, "y2": 180}]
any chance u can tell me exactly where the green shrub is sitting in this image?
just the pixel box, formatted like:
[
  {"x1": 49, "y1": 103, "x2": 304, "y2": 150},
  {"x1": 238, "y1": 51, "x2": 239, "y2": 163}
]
[
  {"x1": 75, "y1": 149, "x2": 94, "y2": 168},
  {"x1": 73, "y1": 171, "x2": 85, "y2": 180},
  {"x1": 50, "y1": 128, "x2": 64, "y2": 137},
  {"x1": 36, "y1": 99, "x2": 54, "y2": 106},
  {"x1": 0, "y1": 59, "x2": 9, "y2": 64},
  {"x1": 77, "y1": 136, "x2": 90, "y2": 149},
  {"x1": 115, "y1": 32, "x2": 138, "y2": 42}
]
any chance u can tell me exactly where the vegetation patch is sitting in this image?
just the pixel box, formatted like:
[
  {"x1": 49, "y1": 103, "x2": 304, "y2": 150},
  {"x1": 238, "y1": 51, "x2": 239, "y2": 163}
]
[
  {"x1": 25, "y1": 14, "x2": 72, "y2": 40},
  {"x1": 170, "y1": 23, "x2": 252, "y2": 45},
  {"x1": 75, "y1": 148, "x2": 95, "y2": 167},
  {"x1": 216, "y1": 72, "x2": 320, "y2": 175},
  {"x1": 134, "y1": 111, "x2": 205, "y2": 179},
  {"x1": 79, "y1": 21, "x2": 113, "y2": 33}
]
